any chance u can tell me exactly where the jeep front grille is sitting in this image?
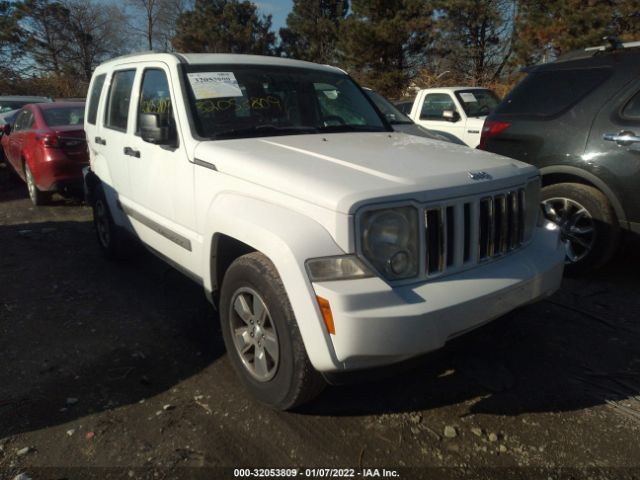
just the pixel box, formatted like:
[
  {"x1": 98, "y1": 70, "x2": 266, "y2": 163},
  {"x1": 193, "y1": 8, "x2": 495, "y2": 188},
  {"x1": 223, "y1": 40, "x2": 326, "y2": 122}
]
[{"x1": 425, "y1": 188, "x2": 526, "y2": 276}]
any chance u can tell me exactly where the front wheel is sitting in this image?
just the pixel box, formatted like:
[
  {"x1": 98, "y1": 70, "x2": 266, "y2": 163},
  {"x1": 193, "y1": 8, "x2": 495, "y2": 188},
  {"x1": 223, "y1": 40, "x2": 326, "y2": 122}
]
[
  {"x1": 541, "y1": 182, "x2": 619, "y2": 275},
  {"x1": 220, "y1": 252, "x2": 325, "y2": 410}
]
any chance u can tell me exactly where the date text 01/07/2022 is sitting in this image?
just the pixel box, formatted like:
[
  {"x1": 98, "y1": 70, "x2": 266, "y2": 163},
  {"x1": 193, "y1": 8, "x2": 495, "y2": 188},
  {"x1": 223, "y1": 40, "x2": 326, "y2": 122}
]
[{"x1": 233, "y1": 468, "x2": 401, "y2": 478}]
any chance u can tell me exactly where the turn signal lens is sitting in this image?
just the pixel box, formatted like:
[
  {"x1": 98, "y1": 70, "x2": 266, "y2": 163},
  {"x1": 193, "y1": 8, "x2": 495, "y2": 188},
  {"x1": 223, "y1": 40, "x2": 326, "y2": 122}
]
[{"x1": 316, "y1": 296, "x2": 335, "y2": 335}]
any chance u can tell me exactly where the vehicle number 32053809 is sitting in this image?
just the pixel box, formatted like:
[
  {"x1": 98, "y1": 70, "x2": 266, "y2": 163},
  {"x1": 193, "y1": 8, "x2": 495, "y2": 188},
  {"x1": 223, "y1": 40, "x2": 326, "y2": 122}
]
[{"x1": 233, "y1": 468, "x2": 401, "y2": 478}]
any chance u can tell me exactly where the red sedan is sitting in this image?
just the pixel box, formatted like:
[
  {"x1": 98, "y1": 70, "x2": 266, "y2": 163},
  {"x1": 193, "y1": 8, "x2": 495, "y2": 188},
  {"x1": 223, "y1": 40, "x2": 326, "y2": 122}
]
[{"x1": 2, "y1": 102, "x2": 87, "y2": 205}]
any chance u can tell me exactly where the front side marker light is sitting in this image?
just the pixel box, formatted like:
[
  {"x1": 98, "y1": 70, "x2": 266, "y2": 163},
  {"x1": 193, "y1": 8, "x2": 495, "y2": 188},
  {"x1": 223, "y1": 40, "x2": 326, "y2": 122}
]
[
  {"x1": 316, "y1": 296, "x2": 335, "y2": 335},
  {"x1": 305, "y1": 255, "x2": 373, "y2": 282}
]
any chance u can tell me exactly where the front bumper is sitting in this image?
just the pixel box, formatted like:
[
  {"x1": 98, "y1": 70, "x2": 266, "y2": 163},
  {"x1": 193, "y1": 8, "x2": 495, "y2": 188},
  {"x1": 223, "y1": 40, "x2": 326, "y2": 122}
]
[{"x1": 312, "y1": 224, "x2": 564, "y2": 371}]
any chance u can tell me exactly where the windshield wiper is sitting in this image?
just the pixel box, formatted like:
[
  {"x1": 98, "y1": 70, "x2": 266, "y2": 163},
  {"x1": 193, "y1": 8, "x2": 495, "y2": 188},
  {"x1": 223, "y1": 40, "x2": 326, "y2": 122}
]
[{"x1": 213, "y1": 125, "x2": 319, "y2": 140}]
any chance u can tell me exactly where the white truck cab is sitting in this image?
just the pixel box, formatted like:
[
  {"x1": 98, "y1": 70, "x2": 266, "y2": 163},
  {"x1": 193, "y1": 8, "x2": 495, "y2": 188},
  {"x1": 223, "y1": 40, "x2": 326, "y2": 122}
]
[
  {"x1": 83, "y1": 53, "x2": 564, "y2": 409},
  {"x1": 407, "y1": 87, "x2": 500, "y2": 147}
]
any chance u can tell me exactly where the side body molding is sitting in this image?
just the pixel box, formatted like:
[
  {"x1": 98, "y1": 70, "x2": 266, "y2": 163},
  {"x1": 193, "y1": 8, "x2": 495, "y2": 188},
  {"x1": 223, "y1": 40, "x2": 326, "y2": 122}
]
[{"x1": 202, "y1": 194, "x2": 347, "y2": 371}]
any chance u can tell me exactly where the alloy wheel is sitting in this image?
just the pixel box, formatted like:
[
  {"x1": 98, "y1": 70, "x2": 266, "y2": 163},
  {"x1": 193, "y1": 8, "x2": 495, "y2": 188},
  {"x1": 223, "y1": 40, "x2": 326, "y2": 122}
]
[
  {"x1": 95, "y1": 199, "x2": 111, "y2": 248},
  {"x1": 25, "y1": 166, "x2": 37, "y2": 203},
  {"x1": 542, "y1": 197, "x2": 595, "y2": 263},
  {"x1": 229, "y1": 287, "x2": 280, "y2": 382}
]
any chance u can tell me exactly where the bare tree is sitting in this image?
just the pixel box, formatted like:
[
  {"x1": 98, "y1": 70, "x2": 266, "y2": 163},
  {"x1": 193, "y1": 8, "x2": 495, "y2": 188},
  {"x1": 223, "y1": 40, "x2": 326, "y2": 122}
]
[
  {"x1": 62, "y1": 0, "x2": 130, "y2": 80},
  {"x1": 125, "y1": 0, "x2": 192, "y2": 51},
  {"x1": 19, "y1": 0, "x2": 131, "y2": 92}
]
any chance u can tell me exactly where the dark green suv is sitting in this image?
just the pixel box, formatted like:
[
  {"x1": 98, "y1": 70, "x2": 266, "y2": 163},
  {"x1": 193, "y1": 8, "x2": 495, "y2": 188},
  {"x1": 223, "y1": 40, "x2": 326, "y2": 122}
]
[{"x1": 479, "y1": 40, "x2": 640, "y2": 275}]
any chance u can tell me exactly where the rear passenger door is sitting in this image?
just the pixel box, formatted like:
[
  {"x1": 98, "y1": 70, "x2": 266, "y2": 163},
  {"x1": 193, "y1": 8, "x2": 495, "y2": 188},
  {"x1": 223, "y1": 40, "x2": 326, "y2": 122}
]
[
  {"x1": 588, "y1": 80, "x2": 640, "y2": 225},
  {"x1": 7, "y1": 109, "x2": 34, "y2": 174},
  {"x1": 99, "y1": 68, "x2": 137, "y2": 207}
]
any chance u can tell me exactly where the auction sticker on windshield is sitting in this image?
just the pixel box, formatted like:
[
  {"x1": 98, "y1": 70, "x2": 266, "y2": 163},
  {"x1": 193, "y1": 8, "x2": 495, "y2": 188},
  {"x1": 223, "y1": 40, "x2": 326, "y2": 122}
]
[
  {"x1": 187, "y1": 72, "x2": 243, "y2": 99},
  {"x1": 459, "y1": 92, "x2": 477, "y2": 103}
]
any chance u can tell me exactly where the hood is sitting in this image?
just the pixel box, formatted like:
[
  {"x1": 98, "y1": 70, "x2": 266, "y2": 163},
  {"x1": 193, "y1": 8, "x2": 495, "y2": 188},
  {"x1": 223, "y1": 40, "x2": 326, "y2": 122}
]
[
  {"x1": 194, "y1": 132, "x2": 537, "y2": 214},
  {"x1": 393, "y1": 123, "x2": 467, "y2": 146}
]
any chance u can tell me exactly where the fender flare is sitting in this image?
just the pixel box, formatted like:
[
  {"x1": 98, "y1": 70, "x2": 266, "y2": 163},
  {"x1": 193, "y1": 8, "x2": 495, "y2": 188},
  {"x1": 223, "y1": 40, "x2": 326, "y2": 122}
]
[
  {"x1": 203, "y1": 193, "x2": 346, "y2": 371},
  {"x1": 539, "y1": 165, "x2": 627, "y2": 226}
]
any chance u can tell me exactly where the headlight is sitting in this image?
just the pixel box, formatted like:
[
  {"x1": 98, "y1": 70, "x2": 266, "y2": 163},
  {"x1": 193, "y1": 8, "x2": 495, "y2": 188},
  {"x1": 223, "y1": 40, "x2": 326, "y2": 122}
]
[
  {"x1": 523, "y1": 177, "x2": 541, "y2": 242},
  {"x1": 306, "y1": 255, "x2": 372, "y2": 282},
  {"x1": 360, "y1": 206, "x2": 419, "y2": 280}
]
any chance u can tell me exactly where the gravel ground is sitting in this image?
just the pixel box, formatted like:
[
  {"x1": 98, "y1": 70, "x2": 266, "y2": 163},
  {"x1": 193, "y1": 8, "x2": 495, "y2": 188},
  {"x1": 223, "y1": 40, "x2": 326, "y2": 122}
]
[{"x1": 1, "y1": 161, "x2": 639, "y2": 480}]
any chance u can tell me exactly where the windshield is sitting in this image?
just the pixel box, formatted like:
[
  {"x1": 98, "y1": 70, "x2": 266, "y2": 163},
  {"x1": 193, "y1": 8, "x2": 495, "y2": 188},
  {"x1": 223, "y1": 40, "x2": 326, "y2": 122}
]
[
  {"x1": 184, "y1": 65, "x2": 388, "y2": 140},
  {"x1": 454, "y1": 89, "x2": 500, "y2": 117},
  {"x1": 365, "y1": 90, "x2": 413, "y2": 125}
]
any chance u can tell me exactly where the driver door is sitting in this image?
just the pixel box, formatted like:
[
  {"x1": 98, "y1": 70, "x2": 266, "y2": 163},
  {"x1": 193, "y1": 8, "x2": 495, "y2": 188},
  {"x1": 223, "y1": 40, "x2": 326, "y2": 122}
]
[{"x1": 125, "y1": 63, "x2": 198, "y2": 274}]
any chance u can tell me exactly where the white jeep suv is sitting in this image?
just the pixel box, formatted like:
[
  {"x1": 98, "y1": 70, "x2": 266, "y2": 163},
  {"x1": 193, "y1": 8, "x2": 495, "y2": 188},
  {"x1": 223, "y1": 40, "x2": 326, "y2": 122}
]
[{"x1": 83, "y1": 53, "x2": 565, "y2": 409}]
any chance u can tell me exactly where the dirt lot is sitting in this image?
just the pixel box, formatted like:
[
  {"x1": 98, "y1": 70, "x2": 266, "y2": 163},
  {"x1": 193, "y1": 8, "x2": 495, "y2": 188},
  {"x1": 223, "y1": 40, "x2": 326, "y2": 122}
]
[{"x1": 1, "y1": 162, "x2": 639, "y2": 480}]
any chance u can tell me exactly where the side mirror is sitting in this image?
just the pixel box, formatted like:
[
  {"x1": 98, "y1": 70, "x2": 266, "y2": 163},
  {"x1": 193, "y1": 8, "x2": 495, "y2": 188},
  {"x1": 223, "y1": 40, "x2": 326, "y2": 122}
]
[
  {"x1": 385, "y1": 113, "x2": 397, "y2": 123},
  {"x1": 139, "y1": 112, "x2": 175, "y2": 145},
  {"x1": 2, "y1": 124, "x2": 11, "y2": 136},
  {"x1": 442, "y1": 110, "x2": 460, "y2": 122}
]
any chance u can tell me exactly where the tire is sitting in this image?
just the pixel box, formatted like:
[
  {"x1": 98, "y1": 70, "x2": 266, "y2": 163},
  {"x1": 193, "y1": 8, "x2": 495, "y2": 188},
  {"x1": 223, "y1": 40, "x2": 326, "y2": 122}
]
[
  {"x1": 541, "y1": 182, "x2": 619, "y2": 275},
  {"x1": 220, "y1": 252, "x2": 325, "y2": 410},
  {"x1": 24, "y1": 162, "x2": 51, "y2": 206},
  {"x1": 92, "y1": 183, "x2": 128, "y2": 260}
]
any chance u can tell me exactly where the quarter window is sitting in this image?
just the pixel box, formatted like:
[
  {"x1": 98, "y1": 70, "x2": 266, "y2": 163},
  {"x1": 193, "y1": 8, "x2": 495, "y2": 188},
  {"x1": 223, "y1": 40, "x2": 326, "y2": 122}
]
[
  {"x1": 621, "y1": 91, "x2": 640, "y2": 120},
  {"x1": 87, "y1": 73, "x2": 106, "y2": 125},
  {"x1": 421, "y1": 93, "x2": 457, "y2": 120},
  {"x1": 105, "y1": 69, "x2": 136, "y2": 131}
]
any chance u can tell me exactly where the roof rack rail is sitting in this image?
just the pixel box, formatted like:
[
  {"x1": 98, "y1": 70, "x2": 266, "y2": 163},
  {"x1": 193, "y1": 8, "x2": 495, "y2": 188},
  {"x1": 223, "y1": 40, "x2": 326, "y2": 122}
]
[
  {"x1": 554, "y1": 37, "x2": 640, "y2": 63},
  {"x1": 584, "y1": 37, "x2": 640, "y2": 52}
]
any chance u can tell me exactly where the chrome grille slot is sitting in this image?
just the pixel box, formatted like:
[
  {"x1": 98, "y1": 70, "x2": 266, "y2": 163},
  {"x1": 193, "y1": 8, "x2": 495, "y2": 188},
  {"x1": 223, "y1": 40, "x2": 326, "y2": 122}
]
[
  {"x1": 508, "y1": 191, "x2": 520, "y2": 249},
  {"x1": 425, "y1": 208, "x2": 444, "y2": 274},
  {"x1": 463, "y1": 203, "x2": 471, "y2": 262},
  {"x1": 479, "y1": 198, "x2": 492, "y2": 259},
  {"x1": 495, "y1": 194, "x2": 508, "y2": 255},
  {"x1": 446, "y1": 206, "x2": 455, "y2": 267}
]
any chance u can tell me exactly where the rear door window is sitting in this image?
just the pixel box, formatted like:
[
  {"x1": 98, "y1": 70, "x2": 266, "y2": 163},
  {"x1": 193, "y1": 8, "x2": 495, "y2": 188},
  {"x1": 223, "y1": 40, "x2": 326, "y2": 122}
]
[
  {"x1": 87, "y1": 74, "x2": 106, "y2": 125},
  {"x1": 13, "y1": 110, "x2": 34, "y2": 132},
  {"x1": 495, "y1": 68, "x2": 612, "y2": 117},
  {"x1": 105, "y1": 69, "x2": 136, "y2": 131}
]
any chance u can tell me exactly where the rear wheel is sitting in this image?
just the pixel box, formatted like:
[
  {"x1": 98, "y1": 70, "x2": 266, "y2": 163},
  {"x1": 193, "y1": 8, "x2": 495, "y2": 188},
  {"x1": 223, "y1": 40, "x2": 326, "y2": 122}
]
[
  {"x1": 92, "y1": 183, "x2": 128, "y2": 260},
  {"x1": 220, "y1": 252, "x2": 325, "y2": 410},
  {"x1": 24, "y1": 163, "x2": 50, "y2": 206},
  {"x1": 541, "y1": 182, "x2": 619, "y2": 275}
]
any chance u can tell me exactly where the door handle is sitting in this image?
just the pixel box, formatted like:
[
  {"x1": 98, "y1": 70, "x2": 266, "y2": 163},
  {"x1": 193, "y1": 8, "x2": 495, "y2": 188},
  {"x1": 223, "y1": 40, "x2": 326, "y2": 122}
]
[
  {"x1": 123, "y1": 147, "x2": 141, "y2": 158},
  {"x1": 603, "y1": 131, "x2": 640, "y2": 147},
  {"x1": 94, "y1": 136, "x2": 106, "y2": 145}
]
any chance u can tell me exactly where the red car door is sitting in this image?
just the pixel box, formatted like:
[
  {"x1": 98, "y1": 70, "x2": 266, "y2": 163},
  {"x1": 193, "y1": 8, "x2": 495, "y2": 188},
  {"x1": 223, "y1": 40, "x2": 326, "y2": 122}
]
[{"x1": 6, "y1": 109, "x2": 34, "y2": 176}]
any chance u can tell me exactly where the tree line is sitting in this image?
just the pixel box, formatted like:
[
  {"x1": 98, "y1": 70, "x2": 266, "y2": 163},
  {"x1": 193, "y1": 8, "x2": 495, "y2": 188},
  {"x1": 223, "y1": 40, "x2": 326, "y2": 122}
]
[{"x1": 1, "y1": 0, "x2": 638, "y2": 99}]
